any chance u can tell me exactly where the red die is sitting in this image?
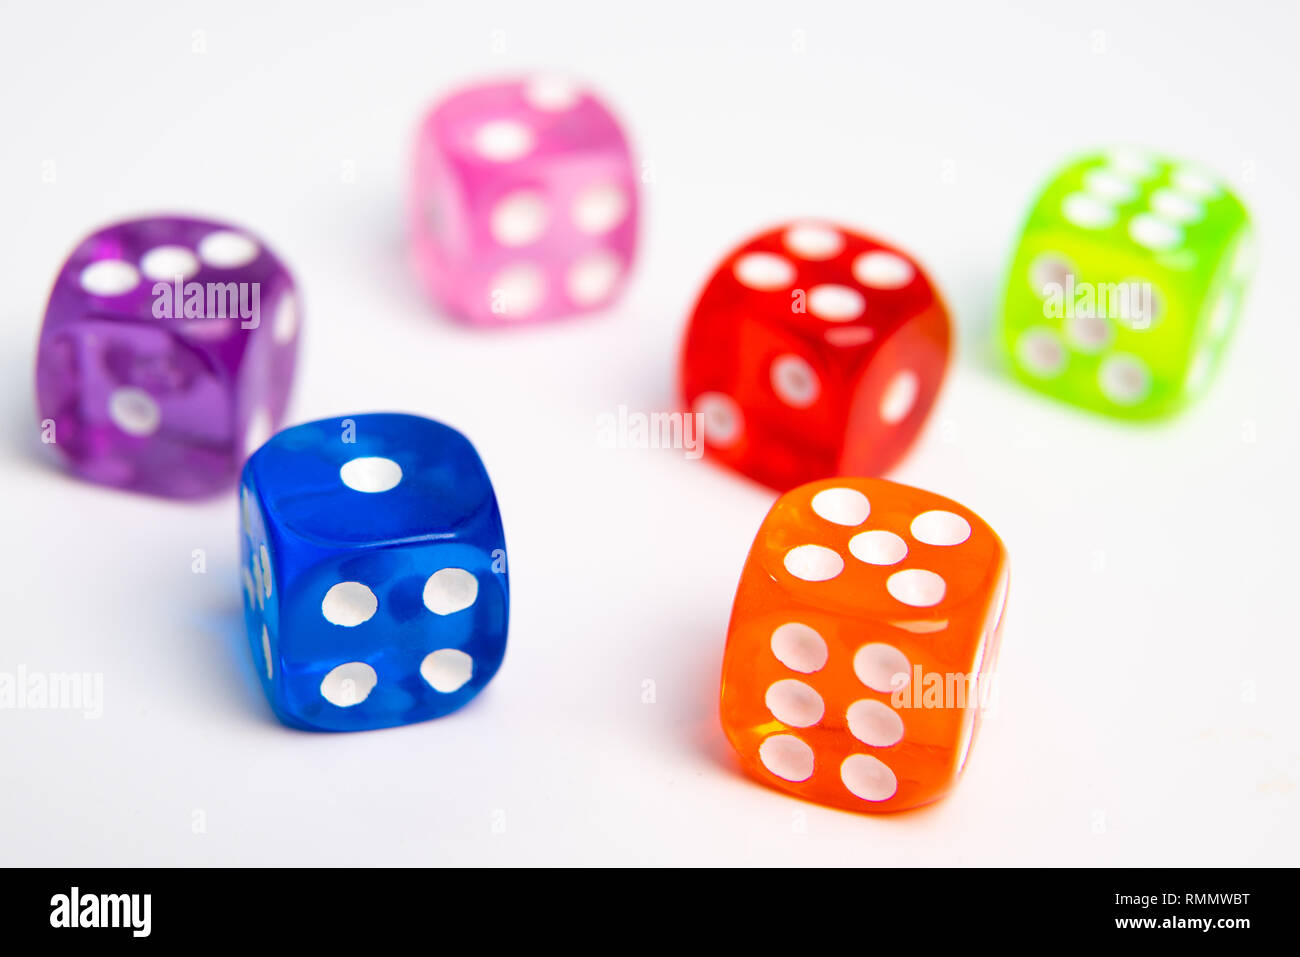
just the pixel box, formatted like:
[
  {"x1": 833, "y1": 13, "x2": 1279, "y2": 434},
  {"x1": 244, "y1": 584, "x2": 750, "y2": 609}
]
[{"x1": 679, "y1": 222, "x2": 951, "y2": 490}]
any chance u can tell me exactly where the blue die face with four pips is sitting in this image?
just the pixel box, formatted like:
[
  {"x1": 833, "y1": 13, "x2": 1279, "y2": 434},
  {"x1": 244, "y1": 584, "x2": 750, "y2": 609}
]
[{"x1": 239, "y1": 413, "x2": 508, "y2": 731}]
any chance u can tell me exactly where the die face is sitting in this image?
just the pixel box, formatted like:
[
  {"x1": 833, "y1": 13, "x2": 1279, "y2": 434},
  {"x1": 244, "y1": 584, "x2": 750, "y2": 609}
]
[
  {"x1": 1000, "y1": 150, "x2": 1252, "y2": 418},
  {"x1": 240, "y1": 414, "x2": 508, "y2": 732},
  {"x1": 839, "y1": 305, "x2": 948, "y2": 479},
  {"x1": 681, "y1": 222, "x2": 950, "y2": 491},
  {"x1": 248, "y1": 414, "x2": 500, "y2": 547},
  {"x1": 720, "y1": 478, "x2": 1008, "y2": 813},
  {"x1": 242, "y1": 531, "x2": 509, "y2": 733},
  {"x1": 35, "y1": 216, "x2": 299, "y2": 497},
  {"x1": 410, "y1": 77, "x2": 638, "y2": 325}
]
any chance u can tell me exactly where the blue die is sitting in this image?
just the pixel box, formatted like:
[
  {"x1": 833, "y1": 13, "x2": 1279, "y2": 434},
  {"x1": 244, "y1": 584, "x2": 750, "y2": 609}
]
[{"x1": 239, "y1": 413, "x2": 508, "y2": 731}]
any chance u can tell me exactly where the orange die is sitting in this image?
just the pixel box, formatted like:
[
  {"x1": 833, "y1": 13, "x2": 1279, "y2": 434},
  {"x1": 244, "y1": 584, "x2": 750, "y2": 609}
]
[{"x1": 719, "y1": 477, "x2": 1009, "y2": 813}]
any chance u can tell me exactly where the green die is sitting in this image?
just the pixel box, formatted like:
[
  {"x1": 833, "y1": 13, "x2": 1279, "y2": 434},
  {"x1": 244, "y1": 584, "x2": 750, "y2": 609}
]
[{"x1": 998, "y1": 149, "x2": 1253, "y2": 419}]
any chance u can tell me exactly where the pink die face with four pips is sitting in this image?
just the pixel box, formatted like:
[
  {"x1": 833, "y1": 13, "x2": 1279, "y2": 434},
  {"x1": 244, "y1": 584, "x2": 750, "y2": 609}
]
[{"x1": 409, "y1": 77, "x2": 639, "y2": 325}]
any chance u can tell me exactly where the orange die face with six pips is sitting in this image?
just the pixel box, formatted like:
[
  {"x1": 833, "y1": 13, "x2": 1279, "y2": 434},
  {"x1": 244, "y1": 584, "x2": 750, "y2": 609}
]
[{"x1": 719, "y1": 478, "x2": 1009, "y2": 813}]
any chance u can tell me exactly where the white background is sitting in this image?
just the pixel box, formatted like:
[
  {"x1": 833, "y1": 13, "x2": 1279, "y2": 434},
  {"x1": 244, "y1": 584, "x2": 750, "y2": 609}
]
[{"x1": 1, "y1": 0, "x2": 1297, "y2": 866}]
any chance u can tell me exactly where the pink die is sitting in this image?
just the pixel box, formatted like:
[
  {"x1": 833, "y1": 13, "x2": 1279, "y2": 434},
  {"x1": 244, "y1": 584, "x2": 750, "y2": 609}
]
[{"x1": 409, "y1": 77, "x2": 639, "y2": 325}]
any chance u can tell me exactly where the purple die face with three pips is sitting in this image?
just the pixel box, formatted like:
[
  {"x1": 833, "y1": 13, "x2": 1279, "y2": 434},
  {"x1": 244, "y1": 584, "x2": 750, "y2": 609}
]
[{"x1": 34, "y1": 216, "x2": 300, "y2": 498}]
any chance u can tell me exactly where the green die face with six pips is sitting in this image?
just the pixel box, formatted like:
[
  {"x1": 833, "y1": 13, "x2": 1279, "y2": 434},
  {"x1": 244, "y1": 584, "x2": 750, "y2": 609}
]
[{"x1": 998, "y1": 149, "x2": 1253, "y2": 419}]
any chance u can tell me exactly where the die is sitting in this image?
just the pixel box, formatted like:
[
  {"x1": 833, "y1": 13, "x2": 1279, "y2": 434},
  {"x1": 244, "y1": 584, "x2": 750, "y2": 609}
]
[
  {"x1": 999, "y1": 149, "x2": 1253, "y2": 417},
  {"x1": 719, "y1": 478, "x2": 1008, "y2": 813},
  {"x1": 239, "y1": 413, "x2": 508, "y2": 732},
  {"x1": 680, "y1": 222, "x2": 950, "y2": 491},
  {"x1": 409, "y1": 76, "x2": 638, "y2": 325},
  {"x1": 34, "y1": 216, "x2": 300, "y2": 498}
]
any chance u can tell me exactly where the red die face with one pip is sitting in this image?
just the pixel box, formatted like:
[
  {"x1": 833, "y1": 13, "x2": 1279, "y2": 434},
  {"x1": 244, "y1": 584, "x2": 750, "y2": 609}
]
[
  {"x1": 719, "y1": 478, "x2": 1008, "y2": 813},
  {"x1": 680, "y1": 222, "x2": 950, "y2": 491}
]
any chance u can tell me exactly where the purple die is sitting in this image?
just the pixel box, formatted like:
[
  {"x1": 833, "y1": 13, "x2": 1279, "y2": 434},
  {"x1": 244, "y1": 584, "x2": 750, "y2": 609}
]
[
  {"x1": 34, "y1": 216, "x2": 300, "y2": 498},
  {"x1": 409, "y1": 76, "x2": 639, "y2": 325}
]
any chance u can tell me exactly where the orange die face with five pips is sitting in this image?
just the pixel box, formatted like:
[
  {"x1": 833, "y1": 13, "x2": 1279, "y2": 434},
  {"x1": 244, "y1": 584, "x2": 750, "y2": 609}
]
[{"x1": 719, "y1": 478, "x2": 1009, "y2": 813}]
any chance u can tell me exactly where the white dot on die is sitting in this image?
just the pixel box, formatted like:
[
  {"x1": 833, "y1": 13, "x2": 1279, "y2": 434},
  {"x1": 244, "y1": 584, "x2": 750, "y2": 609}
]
[
  {"x1": 321, "y1": 582, "x2": 378, "y2": 627},
  {"x1": 140, "y1": 245, "x2": 200, "y2": 281},
  {"x1": 1082, "y1": 168, "x2": 1138, "y2": 203},
  {"x1": 758, "y1": 734, "x2": 815, "y2": 782},
  {"x1": 846, "y1": 699, "x2": 904, "y2": 747},
  {"x1": 491, "y1": 264, "x2": 546, "y2": 317},
  {"x1": 1129, "y1": 214, "x2": 1183, "y2": 251},
  {"x1": 423, "y1": 568, "x2": 479, "y2": 615},
  {"x1": 80, "y1": 260, "x2": 140, "y2": 296},
  {"x1": 1016, "y1": 328, "x2": 1066, "y2": 377},
  {"x1": 807, "y1": 284, "x2": 866, "y2": 322},
  {"x1": 340, "y1": 456, "x2": 402, "y2": 493},
  {"x1": 490, "y1": 191, "x2": 548, "y2": 247},
  {"x1": 784, "y1": 544, "x2": 844, "y2": 582},
  {"x1": 259, "y1": 543, "x2": 273, "y2": 598},
  {"x1": 848, "y1": 530, "x2": 908, "y2": 565},
  {"x1": 320, "y1": 661, "x2": 377, "y2": 707},
  {"x1": 251, "y1": 557, "x2": 265, "y2": 610},
  {"x1": 1150, "y1": 188, "x2": 1204, "y2": 224},
  {"x1": 733, "y1": 252, "x2": 796, "y2": 290},
  {"x1": 572, "y1": 183, "x2": 629, "y2": 234},
  {"x1": 473, "y1": 120, "x2": 535, "y2": 161},
  {"x1": 1029, "y1": 253, "x2": 1074, "y2": 297},
  {"x1": 197, "y1": 230, "x2": 260, "y2": 268},
  {"x1": 178, "y1": 316, "x2": 234, "y2": 341},
  {"x1": 567, "y1": 252, "x2": 621, "y2": 306},
  {"x1": 854, "y1": 642, "x2": 911, "y2": 693},
  {"x1": 811, "y1": 487, "x2": 870, "y2": 526},
  {"x1": 841, "y1": 754, "x2": 898, "y2": 801},
  {"x1": 887, "y1": 569, "x2": 947, "y2": 607},
  {"x1": 770, "y1": 622, "x2": 828, "y2": 673},
  {"x1": 770, "y1": 354, "x2": 821, "y2": 408},
  {"x1": 1114, "y1": 279, "x2": 1162, "y2": 331},
  {"x1": 1098, "y1": 353, "x2": 1152, "y2": 405},
  {"x1": 524, "y1": 76, "x2": 581, "y2": 111},
  {"x1": 693, "y1": 392, "x2": 743, "y2": 448},
  {"x1": 1106, "y1": 149, "x2": 1159, "y2": 179},
  {"x1": 765, "y1": 679, "x2": 825, "y2": 727},
  {"x1": 1061, "y1": 192, "x2": 1118, "y2": 229},
  {"x1": 1066, "y1": 313, "x2": 1113, "y2": 352},
  {"x1": 825, "y1": 326, "x2": 875, "y2": 348},
  {"x1": 261, "y1": 626, "x2": 273, "y2": 680},
  {"x1": 879, "y1": 369, "x2": 919, "y2": 424},
  {"x1": 783, "y1": 223, "x2": 844, "y2": 260},
  {"x1": 853, "y1": 251, "x2": 915, "y2": 289},
  {"x1": 272, "y1": 293, "x2": 298, "y2": 344},
  {"x1": 241, "y1": 567, "x2": 256, "y2": 605},
  {"x1": 911, "y1": 510, "x2": 971, "y2": 546},
  {"x1": 107, "y1": 387, "x2": 160, "y2": 436},
  {"x1": 1171, "y1": 166, "x2": 1221, "y2": 199},
  {"x1": 420, "y1": 648, "x2": 474, "y2": 693}
]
